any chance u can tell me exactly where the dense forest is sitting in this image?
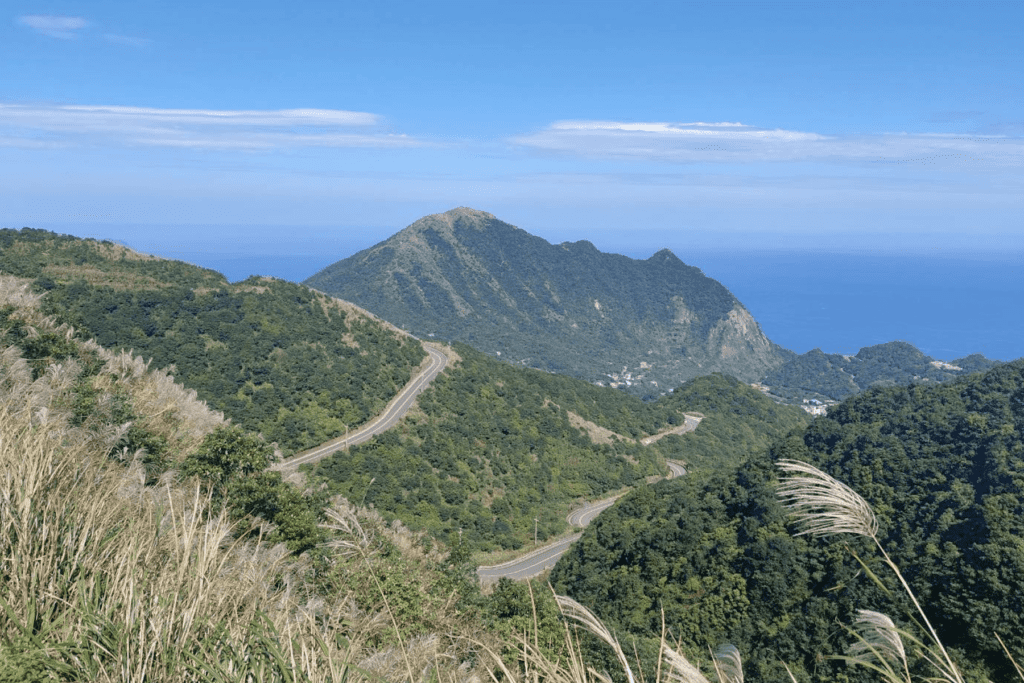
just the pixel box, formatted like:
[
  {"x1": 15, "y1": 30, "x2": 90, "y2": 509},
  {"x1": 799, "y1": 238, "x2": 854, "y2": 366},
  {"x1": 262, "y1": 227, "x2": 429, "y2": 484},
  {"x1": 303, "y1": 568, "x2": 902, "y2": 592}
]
[
  {"x1": 552, "y1": 360, "x2": 1024, "y2": 682},
  {"x1": 313, "y1": 343, "x2": 809, "y2": 552},
  {"x1": 0, "y1": 228, "x2": 426, "y2": 455}
]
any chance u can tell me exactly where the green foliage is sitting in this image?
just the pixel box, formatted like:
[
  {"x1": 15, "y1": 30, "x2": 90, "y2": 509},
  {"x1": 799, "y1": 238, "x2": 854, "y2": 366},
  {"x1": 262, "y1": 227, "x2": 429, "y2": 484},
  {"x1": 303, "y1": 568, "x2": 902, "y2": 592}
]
[
  {"x1": 0, "y1": 228, "x2": 426, "y2": 456},
  {"x1": 315, "y1": 343, "x2": 666, "y2": 551},
  {"x1": 183, "y1": 426, "x2": 324, "y2": 553},
  {"x1": 551, "y1": 359, "x2": 1024, "y2": 682},
  {"x1": 314, "y1": 347, "x2": 807, "y2": 552},
  {"x1": 653, "y1": 372, "x2": 811, "y2": 470},
  {"x1": 482, "y1": 578, "x2": 567, "y2": 672},
  {"x1": 182, "y1": 425, "x2": 274, "y2": 484}
]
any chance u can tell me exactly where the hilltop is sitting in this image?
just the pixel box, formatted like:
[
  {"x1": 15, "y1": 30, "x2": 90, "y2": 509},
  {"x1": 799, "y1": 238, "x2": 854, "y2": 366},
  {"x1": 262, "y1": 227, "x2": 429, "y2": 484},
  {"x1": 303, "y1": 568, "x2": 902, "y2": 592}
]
[
  {"x1": 305, "y1": 208, "x2": 793, "y2": 395},
  {"x1": 763, "y1": 340, "x2": 1002, "y2": 404}
]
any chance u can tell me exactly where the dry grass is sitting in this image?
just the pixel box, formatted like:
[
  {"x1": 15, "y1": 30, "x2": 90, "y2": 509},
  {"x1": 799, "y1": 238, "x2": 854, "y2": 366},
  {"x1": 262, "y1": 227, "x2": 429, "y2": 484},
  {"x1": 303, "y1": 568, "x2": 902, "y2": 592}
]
[
  {"x1": 0, "y1": 276, "x2": 490, "y2": 682},
  {"x1": 41, "y1": 264, "x2": 173, "y2": 291},
  {"x1": 0, "y1": 346, "x2": 491, "y2": 682}
]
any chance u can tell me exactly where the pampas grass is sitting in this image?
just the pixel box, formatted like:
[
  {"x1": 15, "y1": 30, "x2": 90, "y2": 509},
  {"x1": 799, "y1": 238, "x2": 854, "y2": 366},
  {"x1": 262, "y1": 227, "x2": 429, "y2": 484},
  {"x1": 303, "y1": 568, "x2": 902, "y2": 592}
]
[
  {"x1": 776, "y1": 459, "x2": 965, "y2": 683},
  {"x1": 0, "y1": 311, "x2": 485, "y2": 682}
]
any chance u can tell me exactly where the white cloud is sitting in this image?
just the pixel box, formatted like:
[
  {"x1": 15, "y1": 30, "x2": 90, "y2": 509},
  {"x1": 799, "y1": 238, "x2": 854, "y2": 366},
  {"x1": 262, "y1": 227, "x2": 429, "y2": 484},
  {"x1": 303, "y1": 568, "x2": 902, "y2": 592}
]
[
  {"x1": 0, "y1": 103, "x2": 423, "y2": 150},
  {"x1": 513, "y1": 120, "x2": 1024, "y2": 168},
  {"x1": 17, "y1": 15, "x2": 88, "y2": 39}
]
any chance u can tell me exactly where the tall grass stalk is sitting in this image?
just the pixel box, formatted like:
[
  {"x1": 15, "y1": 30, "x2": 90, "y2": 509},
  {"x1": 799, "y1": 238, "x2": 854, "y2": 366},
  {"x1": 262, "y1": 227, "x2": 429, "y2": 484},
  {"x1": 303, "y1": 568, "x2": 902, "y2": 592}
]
[{"x1": 776, "y1": 459, "x2": 965, "y2": 683}]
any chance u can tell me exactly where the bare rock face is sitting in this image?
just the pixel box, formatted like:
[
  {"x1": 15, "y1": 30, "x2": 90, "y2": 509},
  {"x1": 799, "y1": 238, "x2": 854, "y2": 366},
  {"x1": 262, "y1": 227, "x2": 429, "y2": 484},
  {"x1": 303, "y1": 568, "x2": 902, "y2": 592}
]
[{"x1": 306, "y1": 207, "x2": 792, "y2": 394}]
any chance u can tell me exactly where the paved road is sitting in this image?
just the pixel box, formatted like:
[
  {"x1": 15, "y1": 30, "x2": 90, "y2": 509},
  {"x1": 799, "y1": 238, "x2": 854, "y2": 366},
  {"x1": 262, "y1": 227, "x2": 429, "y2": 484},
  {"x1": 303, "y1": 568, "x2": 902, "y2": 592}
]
[
  {"x1": 272, "y1": 346, "x2": 448, "y2": 472},
  {"x1": 477, "y1": 458, "x2": 689, "y2": 583},
  {"x1": 666, "y1": 460, "x2": 686, "y2": 478},
  {"x1": 640, "y1": 414, "x2": 703, "y2": 445},
  {"x1": 567, "y1": 496, "x2": 623, "y2": 527},
  {"x1": 476, "y1": 533, "x2": 584, "y2": 582}
]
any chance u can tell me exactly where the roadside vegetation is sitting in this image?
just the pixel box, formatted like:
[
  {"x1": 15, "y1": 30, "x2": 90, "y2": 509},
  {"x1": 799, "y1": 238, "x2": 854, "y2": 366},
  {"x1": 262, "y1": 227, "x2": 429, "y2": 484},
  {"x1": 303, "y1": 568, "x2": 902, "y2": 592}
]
[
  {"x1": 485, "y1": 459, "x2": 1024, "y2": 683},
  {"x1": 0, "y1": 275, "x2": 493, "y2": 682},
  {"x1": 3, "y1": 227, "x2": 1020, "y2": 682}
]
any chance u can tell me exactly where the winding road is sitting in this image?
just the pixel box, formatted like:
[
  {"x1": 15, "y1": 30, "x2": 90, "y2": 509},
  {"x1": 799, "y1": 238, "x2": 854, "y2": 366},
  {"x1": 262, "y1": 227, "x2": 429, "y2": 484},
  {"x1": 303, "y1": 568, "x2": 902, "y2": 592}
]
[
  {"x1": 272, "y1": 346, "x2": 448, "y2": 472},
  {"x1": 270, "y1": 338, "x2": 693, "y2": 583},
  {"x1": 476, "y1": 458, "x2": 689, "y2": 583}
]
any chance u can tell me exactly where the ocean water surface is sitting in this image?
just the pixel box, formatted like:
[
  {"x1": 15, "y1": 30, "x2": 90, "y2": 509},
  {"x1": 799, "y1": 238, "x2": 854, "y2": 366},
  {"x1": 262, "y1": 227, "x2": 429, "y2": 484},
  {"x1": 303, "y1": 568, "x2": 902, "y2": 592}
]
[{"x1": 688, "y1": 249, "x2": 1023, "y2": 362}]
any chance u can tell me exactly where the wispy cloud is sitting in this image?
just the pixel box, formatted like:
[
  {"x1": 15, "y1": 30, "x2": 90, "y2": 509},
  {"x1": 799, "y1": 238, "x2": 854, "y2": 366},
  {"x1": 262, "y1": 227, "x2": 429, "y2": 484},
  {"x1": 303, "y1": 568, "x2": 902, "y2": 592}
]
[
  {"x1": 0, "y1": 103, "x2": 425, "y2": 150},
  {"x1": 17, "y1": 15, "x2": 88, "y2": 39},
  {"x1": 513, "y1": 120, "x2": 1024, "y2": 168}
]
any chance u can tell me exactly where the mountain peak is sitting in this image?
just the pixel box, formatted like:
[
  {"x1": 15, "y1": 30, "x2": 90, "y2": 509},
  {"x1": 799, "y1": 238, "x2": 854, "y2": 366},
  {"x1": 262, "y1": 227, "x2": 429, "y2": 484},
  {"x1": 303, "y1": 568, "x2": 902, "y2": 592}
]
[
  {"x1": 649, "y1": 248, "x2": 681, "y2": 262},
  {"x1": 305, "y1": 209, "x2": 790, "y2": 392},
  {"x1": 442, "y1": 206, "x2": 495, "y2": 220},
  {"x1": 422, "y1": 207, "x2": 497, "y2": 227}
]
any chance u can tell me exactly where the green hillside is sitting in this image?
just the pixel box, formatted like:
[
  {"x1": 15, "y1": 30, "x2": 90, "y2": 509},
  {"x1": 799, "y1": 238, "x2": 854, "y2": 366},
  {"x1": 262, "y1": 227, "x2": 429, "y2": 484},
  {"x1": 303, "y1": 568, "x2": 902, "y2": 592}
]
[
  {"x1": 306, "y1": 207, "x2": 792, "y2": 396},
  {"x1": 551, "y1": 360, "x2": 1024, "y2": 682},
  {"x1": 0, "y1": 228, "x2": 426, "y2": 456},
  {"x1": 312, "y1": 343, "x2": 809, "y2": 552},
  {"x1": 0, "y1": 227, "x2": 807, "y2": 556}
]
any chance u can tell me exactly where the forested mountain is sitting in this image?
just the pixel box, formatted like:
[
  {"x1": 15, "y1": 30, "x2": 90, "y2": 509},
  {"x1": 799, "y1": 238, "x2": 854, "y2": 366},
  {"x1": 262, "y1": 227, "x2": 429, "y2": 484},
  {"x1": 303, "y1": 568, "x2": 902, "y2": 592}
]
[
  {"x1": 763, "y1": 340, "x2": 1002, "y2": 403},
  {"x1": 305, "y1": 207, "x2": 792, "y2": 395},
  {"x1": 551, "y1": 359, "x2": 1024, "y2": 682},
  {"x1": 0, "y1": 228, "x2": 426, "y2": 456},
  {"x1": 312, "y1": 342, "x2": 809, "y2": 552}
]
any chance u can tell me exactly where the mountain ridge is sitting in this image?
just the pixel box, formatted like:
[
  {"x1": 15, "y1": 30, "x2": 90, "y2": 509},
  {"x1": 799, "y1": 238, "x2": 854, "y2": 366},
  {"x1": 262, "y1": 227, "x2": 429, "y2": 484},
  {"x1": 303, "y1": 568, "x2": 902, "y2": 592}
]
[
  {"x1": 763, "y1": 339, "x2": 1003, "y2": 403},
  {"x1": 306, "y1": 207, "x2": 793, "y2": 393}
]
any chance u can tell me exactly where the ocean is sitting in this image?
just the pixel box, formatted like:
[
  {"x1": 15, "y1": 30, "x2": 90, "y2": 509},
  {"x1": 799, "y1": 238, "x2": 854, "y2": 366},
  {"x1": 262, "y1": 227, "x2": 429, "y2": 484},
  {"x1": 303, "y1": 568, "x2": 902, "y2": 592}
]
[{"x1": 688, "y1": 249, "x2": 1024, "y2": 362}]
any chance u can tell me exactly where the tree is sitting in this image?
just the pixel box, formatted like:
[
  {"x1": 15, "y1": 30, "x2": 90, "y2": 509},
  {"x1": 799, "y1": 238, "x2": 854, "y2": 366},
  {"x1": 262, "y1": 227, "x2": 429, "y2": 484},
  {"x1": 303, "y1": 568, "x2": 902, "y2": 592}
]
[{"x1": 181, "y1": 425, "x2": 274, "y2": 486}]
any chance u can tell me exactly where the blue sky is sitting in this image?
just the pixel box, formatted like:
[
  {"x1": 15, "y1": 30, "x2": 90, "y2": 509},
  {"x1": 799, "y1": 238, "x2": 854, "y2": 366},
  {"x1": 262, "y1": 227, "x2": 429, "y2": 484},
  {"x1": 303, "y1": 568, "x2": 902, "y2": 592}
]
[{"x1": 2, "y1": 1, "x2": 1022, "y2": 267}]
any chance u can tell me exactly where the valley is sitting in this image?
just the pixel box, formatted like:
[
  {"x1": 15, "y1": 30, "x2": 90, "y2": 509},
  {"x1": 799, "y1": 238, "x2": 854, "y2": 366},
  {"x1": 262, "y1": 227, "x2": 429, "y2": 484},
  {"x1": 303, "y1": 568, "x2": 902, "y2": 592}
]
[{"x1": 0, "y1": 219, "x2": 1020, "y2": 683}]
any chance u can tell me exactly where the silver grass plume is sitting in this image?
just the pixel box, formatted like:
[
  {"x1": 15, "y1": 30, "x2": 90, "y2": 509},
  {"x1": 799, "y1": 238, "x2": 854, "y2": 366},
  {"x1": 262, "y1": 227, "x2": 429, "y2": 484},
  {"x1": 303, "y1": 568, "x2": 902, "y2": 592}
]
[
  {"x1": 660, "y1": 645, "x2": 712, "y2": 683},
  {"x1": 554, "y1": 594, "x2": 637, "y2": 683},
  {"x1": 776, "y1": 461, "x2": 965, "y2": 683},
  {"x1": 712, "y1": 644, "x2": 743, "y2": 683},
  {"x1": 776, "y1": 459, "x2": 878, "y2": 539},
  {"x1": 320, "y1": 497, "x2": 372, "y2": 558},
  {"x1": 846, "y1": 610, "x2": 910, "y2": 676}
]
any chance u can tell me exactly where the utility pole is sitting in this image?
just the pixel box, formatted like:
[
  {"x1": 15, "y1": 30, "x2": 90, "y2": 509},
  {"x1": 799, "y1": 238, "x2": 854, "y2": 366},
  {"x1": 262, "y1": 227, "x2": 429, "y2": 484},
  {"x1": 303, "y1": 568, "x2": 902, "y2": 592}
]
[{"x1": 534, "y1": 517, "x2": 539, "y2": 545}]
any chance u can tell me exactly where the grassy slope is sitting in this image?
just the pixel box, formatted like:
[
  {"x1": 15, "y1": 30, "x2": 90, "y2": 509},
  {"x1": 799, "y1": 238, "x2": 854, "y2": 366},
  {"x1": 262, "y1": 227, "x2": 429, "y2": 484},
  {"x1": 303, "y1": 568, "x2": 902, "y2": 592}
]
[{"x1": 0, "y1": 274, "x2": 494, "y2": 682}]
